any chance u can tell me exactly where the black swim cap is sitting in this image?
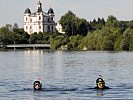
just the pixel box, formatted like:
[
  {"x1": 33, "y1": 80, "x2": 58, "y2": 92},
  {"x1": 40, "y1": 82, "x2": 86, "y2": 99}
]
[
  {"x1": 33, "y1": 81, "x2": 41, "y2": 85},
  {"x1": 96, "y1": 78, "x2": 104, "y2": 84}
]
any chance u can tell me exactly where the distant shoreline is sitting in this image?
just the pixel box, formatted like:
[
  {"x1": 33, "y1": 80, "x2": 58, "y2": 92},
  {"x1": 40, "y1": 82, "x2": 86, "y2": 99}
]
[{"x1": 0, "y1": 44, "x2": 125, "y2": 51}]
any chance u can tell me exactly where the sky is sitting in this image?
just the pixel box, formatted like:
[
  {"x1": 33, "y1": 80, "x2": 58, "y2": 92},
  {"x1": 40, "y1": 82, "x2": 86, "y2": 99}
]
[{"x1": 0, "y1": 0, "x2": 133, "y2": 27}]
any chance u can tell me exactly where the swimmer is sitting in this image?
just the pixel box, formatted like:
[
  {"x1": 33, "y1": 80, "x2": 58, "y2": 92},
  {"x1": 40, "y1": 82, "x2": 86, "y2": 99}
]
[
  {"x1": 95, "y1": 75, "x2": 109, "y2": 89},
  {"x1": 33, "y1": 81, "x2": 42, "y2": 90}
]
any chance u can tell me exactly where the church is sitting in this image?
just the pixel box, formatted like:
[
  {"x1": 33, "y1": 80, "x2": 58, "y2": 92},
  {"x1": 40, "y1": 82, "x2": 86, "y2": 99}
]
[{"x1": 24, "y1": 1, "x2": 56, "y2": 34}]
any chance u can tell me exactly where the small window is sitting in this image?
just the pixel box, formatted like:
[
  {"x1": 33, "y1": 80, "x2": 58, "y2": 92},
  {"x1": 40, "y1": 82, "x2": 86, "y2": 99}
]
[
  {"x1": 26, "y1": 26, "x2": 28, "y2": 30},
  {"x1": 48, "y1": 18, "x2": 50, "y2": 22},
  {"x1": 30, "y1": 18, "x2": 32, "y2": 22},
  {"x1": 48, "y1": 25, "x2": 50, "y2": 32},
  {"x1": 26, "y1": 17, "x2": 27, "y2": 21},
  {"x1": 52, "y1": 26, "x2": 54, "y2": 32},
  {"x1": 48, "y1": 25, "x2": 50, "y2": 29},
  {"x1": 30, "y1": 26, "x2": 32, "y2": 30},
  {"x1": 39, "y1": 26, "x2": 41, "y2": 30},
  {"x1": 51, "y1": 17, "x2": 53, "y2": 21},
  {"x1": 44, "y1": 17, "x2": 46, "y2": 22},
  {"x1": 39, "y1": 16, "x2": 41, "y2": 20}
]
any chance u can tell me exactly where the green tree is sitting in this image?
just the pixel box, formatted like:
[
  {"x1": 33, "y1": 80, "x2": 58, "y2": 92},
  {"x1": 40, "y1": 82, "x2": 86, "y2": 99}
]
[
  {"x1": 59, "y1": 11, "x2": 88, "y2": 36},
  {"x1": 122, "y1": 28, "x2": 133, "y2": 50},
  {"x1": 129, "y1": 31, "x2": 133, "y2": 50},
  {"x1": 50, "y1": 36, "x2": 63, "y2": 50},
  {"x1": 106, "y1": 15, "x2": 118, "y2": 27},
  {"x1": 0, "y1": 25, "x2": 13, "y2": 44},
  {"x1": 29, "y1": 32, "x2": 38, "y2": 44},
  {"x1": 89, "y1": 18, "x2": 105, "y2": 32},
  {"x1": 100, "y1": 26, "x2": 119, "y2": 50},
  {"x1": 69, "y1": 35, "x2": 83, "y2": 49}
]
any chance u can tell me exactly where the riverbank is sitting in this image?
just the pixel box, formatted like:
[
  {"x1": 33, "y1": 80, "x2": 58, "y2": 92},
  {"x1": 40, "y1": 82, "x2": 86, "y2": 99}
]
[
  {"x1": 5, "y1": 44, "x2": 50, "y2": 49},
  {"x1": 0, "y1": 44, "x2": 126, "y2": 51}
]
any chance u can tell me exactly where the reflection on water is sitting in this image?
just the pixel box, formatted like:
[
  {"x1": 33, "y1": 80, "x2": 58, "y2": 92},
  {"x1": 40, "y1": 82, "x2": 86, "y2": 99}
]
[
  {"x1": 24, "y1": 50, "x2": 43, "y2": 73},
  {"x1": 0, "y1": 50, "x2": 133, "y2": 99},
  {"x1": 53, "y1": 51, "x2": 64, "y2": 80},
  {"x1": 97, "y1": 90, "x2": 104, "y2": 96}
]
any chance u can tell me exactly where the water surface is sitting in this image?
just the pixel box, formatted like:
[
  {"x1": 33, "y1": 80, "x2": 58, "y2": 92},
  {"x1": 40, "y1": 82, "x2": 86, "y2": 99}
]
[{"x1": 0, "y1": 50, "x2": 133, "y2": 99}]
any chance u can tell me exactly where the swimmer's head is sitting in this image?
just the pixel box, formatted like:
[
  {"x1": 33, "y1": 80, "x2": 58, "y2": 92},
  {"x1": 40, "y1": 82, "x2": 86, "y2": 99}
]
[
  {"x1": 33, "y1": 81, "x2": 42, "y2": 90},
  {"x1": 96, "y1": 78, "x2": 105, "y2": 89}
]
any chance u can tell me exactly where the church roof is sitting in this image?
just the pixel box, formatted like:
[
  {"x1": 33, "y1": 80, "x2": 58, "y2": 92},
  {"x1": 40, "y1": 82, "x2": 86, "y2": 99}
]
[
  {"x1": 30, "y1": 13, "x2": 36, "y2": 17},
  {"x1": 48, "y1": 8, "x2": 54, "y2": 14},
  {"x1": 24, "y1": 8, "x2": 31, "y2": 14},
  {"x1": 29, "y1": 12, "x2": 49, "y2": 17}
]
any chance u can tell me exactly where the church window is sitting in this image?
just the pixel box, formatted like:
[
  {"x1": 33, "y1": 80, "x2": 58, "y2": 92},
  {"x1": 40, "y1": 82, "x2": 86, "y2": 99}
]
[
  {"x1": 52, "y1": 26, "x2": 53, "y2": 32},
  {"x1": 48, "y1": 18, "x2": 50, "y2": 22},
  {"x1": 30, "y1": 26, "x2": 32, "y2": 30},
  {"x1": 39, "y1": 26, "x2": 41, "y2": 30},
  {"x1": 39, "y1": 16, "x2": 41, "y2": 20},
  {"x1": 26, "y1": 17, "x2": 27, "y2": 21},
  {"x1": 30, "y1": 18, "x2": 32, "y2": 22},
  {"x1": 48, "y1": 25, "x2": 50, "y2": 32},
  {"x1": 48, "y1": 25, "x2": 50, "y2": 29},
  {"x1": 44, "y1": 17, "x2": 46, "y2": 22},
  {"x1": 51, "y1": 17, "x2": 53, "y2": 21},
  {"x1": 26, "y1": 26, "x2": 28, "y2": 30}
]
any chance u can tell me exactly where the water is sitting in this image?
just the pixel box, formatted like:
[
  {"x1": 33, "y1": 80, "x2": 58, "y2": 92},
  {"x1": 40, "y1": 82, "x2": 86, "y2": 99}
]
[{"x1": 0, "y1": 50, "x2": 133, "y2": 100}]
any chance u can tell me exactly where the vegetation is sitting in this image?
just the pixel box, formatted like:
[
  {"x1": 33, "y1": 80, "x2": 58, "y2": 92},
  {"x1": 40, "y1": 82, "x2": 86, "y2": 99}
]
[
  {"x1": 59, "y1": 11, "x2": 88, "y2": 36},
  {"x1": 0, "y1": 23, "x2": 29, "y2": 45},
  {"x1": 1, "y1": 11, "x2": 133, "y2": 51}
]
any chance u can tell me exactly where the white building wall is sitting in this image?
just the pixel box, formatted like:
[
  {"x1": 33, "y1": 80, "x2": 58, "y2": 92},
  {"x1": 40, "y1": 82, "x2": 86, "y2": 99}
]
[
  {"x1": 56, "y1": 22, "x2": 65, "y2": 34},
  {"x1": 24, "y1": 2, "x2": 56, "y2": 35}
]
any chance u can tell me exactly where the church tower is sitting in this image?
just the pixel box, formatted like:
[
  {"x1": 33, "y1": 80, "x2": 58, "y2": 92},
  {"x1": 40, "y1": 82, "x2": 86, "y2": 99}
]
[
  {"x1": 37, "y1": 1, "x2": 42, "y2": 13},
  {"x1": 48, "y1": 7, "x2": 56, "y2": 33},
  {"x1": 48, "y1": 7, "x2": 55, "y2": 22},
  {"x1": 24, "y1": 8, "x2": 31, "y2": 34},
  {"x1": 36, "y1": 1, "x2": 43, "y2": 33}
]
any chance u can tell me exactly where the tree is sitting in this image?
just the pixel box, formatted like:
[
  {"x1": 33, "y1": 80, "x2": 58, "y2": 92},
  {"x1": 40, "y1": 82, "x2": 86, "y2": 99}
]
[
  {"x1": 59, "y1": 11, "x2": 88, "y2": 36},
  {"x1": 13, "y1": 23, "x2": 19, "y2": 33},
  {"x1": 59, "y1": 11, "x2": 76, "y2": 36},
  {"x1": 50, "y1": 35, "x2": 64, "y2": 50},
  {"x1": 75, "y1": 18, "x2": 88, "y2": 36},
  {"x1": 122, "y1": 28, "x2": 133, "y2": 51},
  {"x1": 107, "y1": 15, "x2": 117, "y2": 23},
  {"x1": 69, "y1": 35, "x2": 83, "y2": 49},
  {"x1": 129, "y1": 30, "x2": 133, "y2": 50},
  {"x1": 88, "y1": 18, "x2": 105, "y2": 32},
  {"x1": 29, "y1": 32, "x2": 38, "y2": 44},
  {"x1": 0, "y1": 25, "x2": 13, "y2": 44},
  {"x1": 106, "y1": 15, "x2": 118, "y2": 27}
]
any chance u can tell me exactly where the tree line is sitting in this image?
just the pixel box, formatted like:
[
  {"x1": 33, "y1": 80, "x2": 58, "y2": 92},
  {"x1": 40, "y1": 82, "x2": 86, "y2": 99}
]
[
  {"x1": 59, "y1": 11, "x2": 133, "y2": 51},
  {"x1": 1, "y1": 10, "x2": 133, "y2": 51}
]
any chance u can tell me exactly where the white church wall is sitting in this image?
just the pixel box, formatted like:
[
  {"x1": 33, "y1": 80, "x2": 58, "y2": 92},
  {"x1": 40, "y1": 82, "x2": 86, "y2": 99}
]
[{"x1": 24, "y1": 1, "x2": 56, "y2": 35}]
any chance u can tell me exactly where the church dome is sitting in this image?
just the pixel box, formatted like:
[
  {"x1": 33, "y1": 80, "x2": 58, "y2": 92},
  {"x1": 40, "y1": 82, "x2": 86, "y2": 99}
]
[
  {"x1": 48, "y1": 8, "x2": 54, "y2": 14},
  {"x1": 24, "y1": 8, "x2": 31, "y2": 14}
]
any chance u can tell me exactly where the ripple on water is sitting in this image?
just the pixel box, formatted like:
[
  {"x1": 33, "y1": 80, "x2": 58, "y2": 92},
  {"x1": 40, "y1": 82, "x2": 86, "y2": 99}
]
[{"x1": 0, "y1": 50, "x2": 133, "y2": 99}]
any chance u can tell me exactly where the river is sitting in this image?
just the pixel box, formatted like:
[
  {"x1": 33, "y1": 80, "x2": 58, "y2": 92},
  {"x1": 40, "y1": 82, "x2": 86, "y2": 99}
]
[{"x1": 0, "y1": 50, "x2": 133, "y2": 100}]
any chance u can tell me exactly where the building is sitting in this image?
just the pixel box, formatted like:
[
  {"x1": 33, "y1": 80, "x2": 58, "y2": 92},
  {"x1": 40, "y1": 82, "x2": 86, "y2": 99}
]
[
  {"x1": 56, "y1": 22, "x2": 65, "y2": 34},
  {"x1": 24, "y1": 1, "x2": 56, "y2": 35}
]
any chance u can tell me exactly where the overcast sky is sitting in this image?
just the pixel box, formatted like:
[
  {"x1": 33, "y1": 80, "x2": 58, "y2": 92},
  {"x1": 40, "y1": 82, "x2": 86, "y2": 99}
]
[{"x1": 0, "y1": 0, "x2": 133, "y2": 27}]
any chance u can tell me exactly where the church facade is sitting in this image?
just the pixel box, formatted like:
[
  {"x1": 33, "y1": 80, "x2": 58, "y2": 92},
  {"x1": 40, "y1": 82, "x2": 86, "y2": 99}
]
[{"x1": 24, "y1": 1, "x2": 56, "y2": 34}]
